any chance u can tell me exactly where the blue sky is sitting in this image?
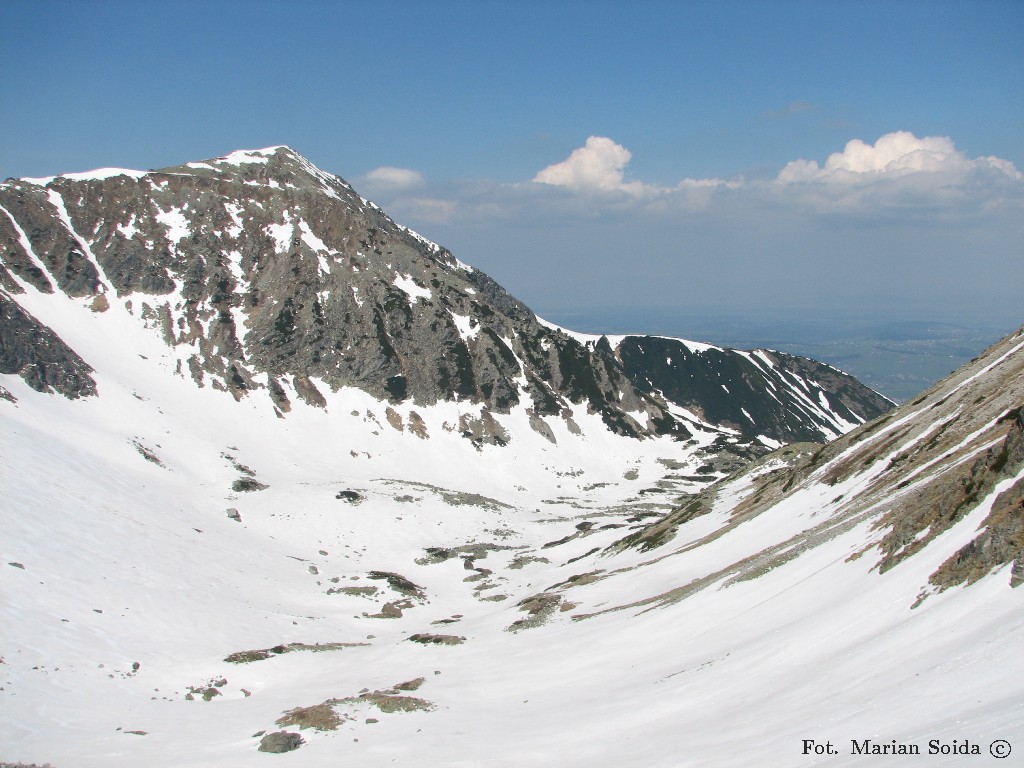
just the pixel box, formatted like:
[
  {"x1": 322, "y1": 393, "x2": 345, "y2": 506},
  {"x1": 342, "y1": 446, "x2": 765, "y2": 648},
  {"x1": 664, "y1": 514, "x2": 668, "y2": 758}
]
[{"x1": 2, "y1": 0, "x2": 1022, "y2": 332}]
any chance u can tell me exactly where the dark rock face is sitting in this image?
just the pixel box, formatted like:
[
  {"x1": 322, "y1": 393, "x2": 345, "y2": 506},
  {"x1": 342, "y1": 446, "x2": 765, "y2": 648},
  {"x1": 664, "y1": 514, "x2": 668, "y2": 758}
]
[
  {"x1": 0, "y1": 292, "x2": 96, "y2": 397},
  {"x1": 0, "y1": 184, "x2": 99, "y2": 296},
  {"x1": 0, "y1": 146, "x2": 892, "y2": 444},
  {"x1": 617, "y1": 336, "x2": 893, "y2": 442},
  {"x1": 923, "y1": 407, "x2": 1024, "y2": 589}
]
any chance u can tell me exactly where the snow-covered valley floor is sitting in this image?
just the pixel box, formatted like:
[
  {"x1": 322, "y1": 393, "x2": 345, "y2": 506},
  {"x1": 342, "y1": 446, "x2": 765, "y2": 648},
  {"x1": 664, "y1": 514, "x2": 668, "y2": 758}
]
[{"x1": 3, "y1": 328, "x2": 1023, "y2": 768}]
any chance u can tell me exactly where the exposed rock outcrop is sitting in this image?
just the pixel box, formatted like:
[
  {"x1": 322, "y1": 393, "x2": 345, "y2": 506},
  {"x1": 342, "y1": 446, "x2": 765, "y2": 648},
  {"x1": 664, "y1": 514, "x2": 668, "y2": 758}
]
[{"x1": 0, "y1": 291, "x2": 96, "y2": 397}]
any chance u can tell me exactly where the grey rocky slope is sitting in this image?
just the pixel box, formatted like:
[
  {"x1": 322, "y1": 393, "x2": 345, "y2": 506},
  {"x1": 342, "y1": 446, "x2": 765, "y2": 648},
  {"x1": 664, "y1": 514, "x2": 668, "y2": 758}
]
[
  {"x1": 0, "y1": 291, "x2": 96, "y2": 398},
  {"x1": 618, "y1": 324, "x2": 1024, "y2": 597},
  {"x1": 0, "y1": 146, "x2": 889, "y2": 446}
]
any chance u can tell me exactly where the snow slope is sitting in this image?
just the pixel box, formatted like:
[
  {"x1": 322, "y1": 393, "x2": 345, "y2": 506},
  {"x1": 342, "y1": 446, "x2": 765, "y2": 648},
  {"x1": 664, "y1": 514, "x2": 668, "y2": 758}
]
[{"x1": 3, "y1": 309, "x2": 1022, "y2": 766}]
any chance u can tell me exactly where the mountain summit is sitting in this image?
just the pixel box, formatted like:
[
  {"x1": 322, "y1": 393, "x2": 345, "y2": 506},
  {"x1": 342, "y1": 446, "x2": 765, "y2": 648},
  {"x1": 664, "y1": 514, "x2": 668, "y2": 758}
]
[{"x1": 0, "y1": 146, "x2": 889, "y2": 456}]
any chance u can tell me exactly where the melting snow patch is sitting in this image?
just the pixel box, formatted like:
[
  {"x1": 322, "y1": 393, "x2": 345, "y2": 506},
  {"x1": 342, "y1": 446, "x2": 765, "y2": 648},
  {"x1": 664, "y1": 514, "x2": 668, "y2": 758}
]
[
  {"x1": 450, "y1": 312, "x2": 479, "y2": 342},
  {"x1": 224, "y1": 250, "x2": 245, "y2": 285},
  {"x1": 223, "y1": 203, "x2": 244, "y2": 238},
  {"x1": 155, "y1": 207, "x2": 191, "y2": 244},
  {"x1": 117, "y1": 215, "x2": 139, "y2": 240},
  {"x1": 815, "y1": 391, "x2": 859, "y2": 431},
  {"x1": 537, "y1": 317, "x2": 720, "y2": 354},
  {"x1": 394, "y1": 274, "x2": 432, "y2": 303},
  {"x1": 752, "y1": 350, "x2": 776, "y2": 368},
  {"x1": 46, "y1": 190, "x2": 111, "y2": 290},
  {"x1": 0, "y1": 203, "x2": 51, "y2": 283},
  {"x1": 501, "y1": 334, "x2": 522, "y2": 366},
  {"x1": 535, "y1": 316, "x2": 603, "y2": 344},
  {"x1": 215, "y1": 148, "x2": 279, "y2": 166},
  {"x1": 266, "y1": 212, "x2": 294, "y2": 254},
  {"x1": 23, "y1": 167, "x2": 149, "y2": 185},
  {"x1": 295, "y1": 221, "x2": 334, "y2": 275},
  {"x1": 298, "y1": 220, "x2": 328, "y2": 252},
  {"x1": 290, "y1": 153, "x2": 343, "y2": 199}
]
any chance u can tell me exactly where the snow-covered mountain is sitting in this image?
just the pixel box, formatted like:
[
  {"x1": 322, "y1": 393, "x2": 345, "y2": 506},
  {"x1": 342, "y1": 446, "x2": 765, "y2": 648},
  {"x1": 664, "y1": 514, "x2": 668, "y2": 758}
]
[
  {"x1": 0, "y1": 145, "x2": 888, "y2": 455},
  {"x1": 4, "y1": 148, "x2": 1020, "y2": 767}
]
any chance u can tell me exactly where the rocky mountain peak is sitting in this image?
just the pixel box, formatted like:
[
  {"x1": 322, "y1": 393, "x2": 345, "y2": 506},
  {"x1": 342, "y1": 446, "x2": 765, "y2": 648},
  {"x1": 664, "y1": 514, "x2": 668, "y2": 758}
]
[{"x1": 0, "y1": 148, "x2": 891, "y2": 450}]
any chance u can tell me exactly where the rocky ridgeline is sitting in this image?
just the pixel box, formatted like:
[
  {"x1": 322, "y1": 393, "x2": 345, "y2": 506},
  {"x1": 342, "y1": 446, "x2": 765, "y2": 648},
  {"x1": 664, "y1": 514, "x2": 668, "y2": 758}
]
[
  {"x1": 622, "y1": 327, "x2": 1024, "y2": 594},
  {"x1": 0, "y1": 146, "x2": 891, "y2": 445},
  {"x1": 616, "y1": 335, "x2": 891, "y2": 443}
]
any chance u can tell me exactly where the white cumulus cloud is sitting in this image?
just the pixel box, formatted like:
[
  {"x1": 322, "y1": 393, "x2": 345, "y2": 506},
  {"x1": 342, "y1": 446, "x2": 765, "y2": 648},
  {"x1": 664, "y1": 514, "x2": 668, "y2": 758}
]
[
  {"x1": 777, "y1": 131, "x2": 1022, "y2": 183},
  {"x1": 770, "y1": 131, "x2": 1024, "y2": 216},
  {"x1": 533, "y1": 136, "x2": 655, "y2": 195},
  {"x1": 376, "y1": 132, "x2": 1021, "y2": 236},
  {"x1": 362, "y1": 166, "x2": 426, "y2": 191}
]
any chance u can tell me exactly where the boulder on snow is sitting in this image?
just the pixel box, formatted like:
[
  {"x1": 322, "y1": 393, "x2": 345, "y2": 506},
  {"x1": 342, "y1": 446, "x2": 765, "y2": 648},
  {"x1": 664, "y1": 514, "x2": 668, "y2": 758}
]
[{"x1": 257, "y1": 730, "x2": 304, "y2": 753}]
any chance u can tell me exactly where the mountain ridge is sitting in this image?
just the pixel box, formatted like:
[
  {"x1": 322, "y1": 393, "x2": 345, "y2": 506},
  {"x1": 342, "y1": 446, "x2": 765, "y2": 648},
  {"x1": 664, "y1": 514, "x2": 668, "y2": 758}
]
[
  {"x1": 609, "y1": 324, "x2": 1024, "y2": 600},
  {"x1": 0, "y1": 145, "x2": 890, "y2": 453}
]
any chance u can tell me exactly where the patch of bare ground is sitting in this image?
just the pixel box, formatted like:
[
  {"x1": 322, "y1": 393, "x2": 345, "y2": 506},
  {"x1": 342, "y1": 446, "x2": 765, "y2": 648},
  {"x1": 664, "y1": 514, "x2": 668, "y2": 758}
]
[
  {"x1": 277, "y1": 701, "x2": 347, "y2": 731},
  {"x1": 231, "y1": 477, "x2": 268, "y2": 492},
  {"x1": 326, "y1": 585, "x2": 379, "y2": 596},
  {"x1": 394, "y1": 677, "x2": 425, "y2": 690},
  {"x1": 356, "y1": 691, "x2": 435, "y2": 713},
  {"x1": 506, "y1": 592, "x2": 563, "y2": 631},
  {"x1": 273, "y1": 686, "x2": 435, "y2": 735},
  {"x1": 364, "y1": 598, "x2": 414, "y2": 619},
  {"x1": 415, "y1": 542, "x2": 517, "y2": 566},
  {"x1": 367, "y1": 570, "x2": 425, "y2": 598},
  {"x1": 132, "y1": 439, "x2": 165, "y2": 467},
  {"x1": 225, "y1": 641, "x2": 368, "y2": 664},
  {"x1": 546, "y1": 570, "x2": 606, "y2": 590},
  {"x1": 929, "y1": 474, "x2": 1024, "y2": 590},
  {"x1": 508, "y1": 554, "x2": 550, "y2": 569},
  {"x1": 407, "y1": 633, "x2": 465, "y2": 645},
  {"x1": 377, "y1": 479, "x2": 512, "y2": 510}
]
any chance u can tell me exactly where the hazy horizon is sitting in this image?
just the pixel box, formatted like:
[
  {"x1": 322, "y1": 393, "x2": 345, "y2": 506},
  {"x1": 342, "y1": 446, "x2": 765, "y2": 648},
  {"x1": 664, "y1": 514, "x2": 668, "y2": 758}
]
[{"x1": 533, "y1": 305, "x2": 1020, "y2": 403}]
